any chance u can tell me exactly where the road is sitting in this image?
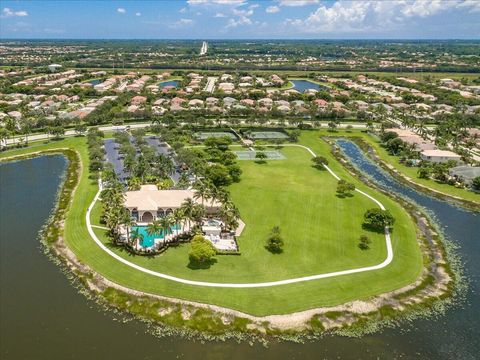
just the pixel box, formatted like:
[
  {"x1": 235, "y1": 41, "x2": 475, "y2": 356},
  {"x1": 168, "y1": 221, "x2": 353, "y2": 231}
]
[
  {"x1": 204, "y1": 76, "x2": 217, "y2": 93},
  {"x1": 200, "y1": 41, "x2": 208, "y2": 56}
]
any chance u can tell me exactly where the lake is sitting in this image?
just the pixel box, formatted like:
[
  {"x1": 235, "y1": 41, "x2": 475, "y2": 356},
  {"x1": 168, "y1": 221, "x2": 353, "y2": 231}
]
[
  {"x1": 0, "y1": 152, "x2": 478, "y2": 359},
  {"x1": 159, "y1": 80, "x2": 178, "y2": 88},
  {"x1": 291, "y1": 80, "x2": 328, "y2": 93}
]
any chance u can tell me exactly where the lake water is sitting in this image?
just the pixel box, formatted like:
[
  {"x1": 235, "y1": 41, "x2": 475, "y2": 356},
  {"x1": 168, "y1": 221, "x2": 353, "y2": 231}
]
[
  {"x1": 89, "y1": 79, "x2": 101, "y2": 86},
  {"x1": 291, "y1": 80, "x2": 328, "y2": 93},
  {"x1": 159, "y1": 80, "x2": 178, "y2": 88},
  {"x1": 0, "y1": 152, "x2": 479, "y2": 359}
]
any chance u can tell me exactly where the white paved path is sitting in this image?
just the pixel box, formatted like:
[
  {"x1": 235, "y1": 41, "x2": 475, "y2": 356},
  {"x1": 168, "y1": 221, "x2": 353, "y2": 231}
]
[{"x1": 86, "y1": 144, "x2": 393, "y2": 288}]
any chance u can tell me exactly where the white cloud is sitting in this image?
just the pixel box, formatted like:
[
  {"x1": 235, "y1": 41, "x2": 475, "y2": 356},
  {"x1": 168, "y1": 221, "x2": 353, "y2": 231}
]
[
  {"x1": 225, "y1": 16, "x2": 252, "y2": 28},
  {"x1": 135, "y1": 12, "x2": 141, "y2": 16},
  {"x1": 170, "y1": 18, "x2": 194, "y2": 28},
  {"x1": 290, "y1": 1, "x2": 371, "y2": 33},
  {"x1": 266, "y1": 6, "x2": 280, "y2": 13},
  {"x1": 401, "y1": 0, "x2": 457, "y2": 18},
  {"x1": 279, "y1": 0, "x2": 319, "y2": 7},
  {"x1": 188, "y1": 0, "x2": 246, "y2": 5},
  {"x1": 215, "y1": 12, "x2": 226, "y2": 17},
  {"x1": 2, "y1": 7, "x2": 28, "y2": 17},
  {"x1": 284, "y1": 1, "x2": 480, "y2": 34},
  {"x1": 233, "y1": 8, "x2": 254, "y2": 17},
  {"x1": 117, "y1": 8, "x2": 126, "y2": 14},
  {"x1": 457, "y1": 0, "x2": 480, "y2": 13}
]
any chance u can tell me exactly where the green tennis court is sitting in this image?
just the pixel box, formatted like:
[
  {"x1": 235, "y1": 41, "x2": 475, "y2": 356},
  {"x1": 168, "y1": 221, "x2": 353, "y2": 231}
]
[
  {"x1": 195, "y1": 132, "x2": 238, "y2": 140},
  {"x1": 235, "y1": 150, "x2": 286, "y2": 160},
  {"x1": 248, "y1": 131, "x2": 289, "y2": 139}
]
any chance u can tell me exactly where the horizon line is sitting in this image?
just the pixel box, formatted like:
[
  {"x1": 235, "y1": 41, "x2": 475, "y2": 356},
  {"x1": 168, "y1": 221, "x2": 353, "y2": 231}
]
[{"x1": 1, "y1": 38, "x2": 480, "y2": 41}]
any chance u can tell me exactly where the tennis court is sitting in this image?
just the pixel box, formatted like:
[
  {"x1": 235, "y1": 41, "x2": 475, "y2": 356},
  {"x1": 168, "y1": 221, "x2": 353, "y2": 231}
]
[
  {"x1": 248, "y1": 131, "x2": 289, "y2": 139},
  {"x1": 235, "y1": 150, "x2": 286, "y2": 160},
  {"x1": 195, "y1": 132, "x2": 238, "y2": 140}
]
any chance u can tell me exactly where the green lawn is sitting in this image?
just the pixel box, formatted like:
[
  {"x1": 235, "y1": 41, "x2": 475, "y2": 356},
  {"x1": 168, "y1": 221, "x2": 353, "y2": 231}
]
[{"x1": 0, "y1": 132, "x2": 423, "y2": 316}]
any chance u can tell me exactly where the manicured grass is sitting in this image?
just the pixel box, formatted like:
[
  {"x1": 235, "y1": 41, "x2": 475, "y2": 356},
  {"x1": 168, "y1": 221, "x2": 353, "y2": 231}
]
[{"x1": 0, "y1": 132, "x2": 423, "y2": 316}]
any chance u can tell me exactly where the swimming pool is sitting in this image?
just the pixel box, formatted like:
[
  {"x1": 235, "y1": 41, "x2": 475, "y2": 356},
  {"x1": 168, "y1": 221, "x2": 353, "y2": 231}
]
[
  {"x1": 206, "y1": 219, "x2": 222, "y2": 226},
  {"x1": 131, "y1": 225, "x2": 180, "y2": 248}
]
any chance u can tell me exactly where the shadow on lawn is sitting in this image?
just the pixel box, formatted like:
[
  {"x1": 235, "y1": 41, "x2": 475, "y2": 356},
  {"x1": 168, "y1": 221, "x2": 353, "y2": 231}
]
[
  {"x1": 361, "y1": 223, "x2": 394, "y2": 234},
  {"x1": 187, "y1": 258, "x2": 217, "y2": 270}
]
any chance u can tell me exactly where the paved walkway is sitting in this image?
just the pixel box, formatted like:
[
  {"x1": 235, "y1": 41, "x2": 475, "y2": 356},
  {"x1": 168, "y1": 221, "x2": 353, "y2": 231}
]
[{"x1": 86, "y1": 144, "x2": 393, "y2": 288}]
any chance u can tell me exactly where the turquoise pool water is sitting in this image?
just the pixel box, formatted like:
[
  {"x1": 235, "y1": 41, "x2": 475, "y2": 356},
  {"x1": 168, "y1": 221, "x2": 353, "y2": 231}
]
[{"x1": 131, "y1": 225, "x2": 180, "y2": 248}]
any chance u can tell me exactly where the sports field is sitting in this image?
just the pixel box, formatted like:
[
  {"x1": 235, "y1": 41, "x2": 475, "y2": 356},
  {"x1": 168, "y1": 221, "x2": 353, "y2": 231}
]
[
  {"x1": 248, "y1": 131, "x2": 289, "y2": 139},
  {"x1": 195, "y1": 131, "x2": 238, "y2": 140},
  {"x1": 1, "y1": 131, "x2": 423, "y2": 316},
  {"x1": 235, "y1": 150, "x2": 285, "y2": 160}
]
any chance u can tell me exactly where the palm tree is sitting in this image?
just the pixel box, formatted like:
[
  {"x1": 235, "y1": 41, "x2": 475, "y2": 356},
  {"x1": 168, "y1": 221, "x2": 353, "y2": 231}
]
[
  {"x1": 160, "y1": 215, "x2": 175, "y2": 242},
  {"x1": 20, "y1": 117, "x2": 33, "y2": 146},
  {"x1": 193, "y1": 180, "x2": 211, "y2": 206},
  {"x1": 104, "y1": 207, "x2": 122, "y2": 237},
  {"x1": 130, "y1": 227, "x2": 144, "y2": 248},
  {"x1": 0, "y1": 128, "x2": 9, "y2": 149},
  {"x1": 127, "y1": 177, "x2": 142, "y2": 191},
  {"x1": 120, "y1": 209, "x2": 136, "y2": 245},
  {"x1": 416, "y1": 120, "x2": 429, "y2": 140},
  {"x1": 146, "y1": 219, "x2": 162, "y2": 238},
  {"x1": 192, "y1": 204, "x2": 206, "y2": 226},
  {"x1": 211, "y1": 186, "x2": 229, "y2": 205},
  {"x1": 172, "y1": 208, "x2": 185, "y2": 235},
  {"x1": 180, "y1": 197, "x2": 196, "y2": 232},
  {"x1": 5, "y1": 117, "x2": 16, "y2": 147},
  {"x1": 218, "y1": 201, "x2": 240, "y2": 231}
]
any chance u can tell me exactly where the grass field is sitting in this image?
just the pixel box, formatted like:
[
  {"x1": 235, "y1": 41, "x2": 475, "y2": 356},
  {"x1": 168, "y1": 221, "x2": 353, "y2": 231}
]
[{"x1": 0, "y1": 132, "x2": 423, "y2": 316}]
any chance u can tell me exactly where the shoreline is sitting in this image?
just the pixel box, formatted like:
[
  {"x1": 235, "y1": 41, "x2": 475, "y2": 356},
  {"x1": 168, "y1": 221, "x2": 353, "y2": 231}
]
[
  {"x1": 0, "y1": 145, "x2": 461, "y2": 337},
  {"x1": 352, "y1": 135, "x2": 480, "y2": 213}
]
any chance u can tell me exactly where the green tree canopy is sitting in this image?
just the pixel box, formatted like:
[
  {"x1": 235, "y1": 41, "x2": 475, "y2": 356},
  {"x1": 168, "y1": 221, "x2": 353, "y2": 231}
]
[
  {"x1": 189, "y1": 235, "x2": 216, "y2": 264},
  {"x1": 363, "y1": 208, "x2": 395, "y2": 231}
]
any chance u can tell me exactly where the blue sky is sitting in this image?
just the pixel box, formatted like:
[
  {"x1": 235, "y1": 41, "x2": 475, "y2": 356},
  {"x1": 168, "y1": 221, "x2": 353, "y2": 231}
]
[{"x1": 1, "y1": 0, "x2": 479, "y2": 39}]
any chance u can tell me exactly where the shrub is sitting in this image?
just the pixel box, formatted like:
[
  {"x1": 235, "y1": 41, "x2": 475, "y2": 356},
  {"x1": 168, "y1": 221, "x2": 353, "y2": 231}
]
[
  {"x1": 189, "y1": 235, "x2": 216, "y2": 264},
  {"x1": 266, "y1": 226, "x2": 284, "y2": 253},
  {"x1": 336, "y1": 179, "x2": 355, "y2": 197},
  {"x1": 255, "y1": 151, "x2": 268, "y2": 164},
  {"x1": 358, "y1": 235, "x2": 371, "y2": 250},
  {"x1": 472, "y1": 176, "x2": 480, "y2": 191},
  {"x1": 312, "y1": 156, "x2": 329, "y2": 169},
  {"x1": 363, "y1": 208, "x2": 395, "y2": 231}
]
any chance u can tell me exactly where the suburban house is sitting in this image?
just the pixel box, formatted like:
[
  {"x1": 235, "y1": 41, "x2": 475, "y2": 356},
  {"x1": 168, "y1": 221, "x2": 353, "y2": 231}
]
[
  {"x1": 124, "y1": 185, "x2": 220, "y2": 223},
  {"x1": 420, "y1": 149, "x2": 462, "y2": 163},
  {"x1": 448, "y1": 166, "x2": 480, "y2": 185}
]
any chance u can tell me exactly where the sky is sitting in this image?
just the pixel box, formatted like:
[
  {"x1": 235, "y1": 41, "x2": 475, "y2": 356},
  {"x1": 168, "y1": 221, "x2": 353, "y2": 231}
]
[{"x1": 1, "y1": 0, "x2": 479, "y2": 39}]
